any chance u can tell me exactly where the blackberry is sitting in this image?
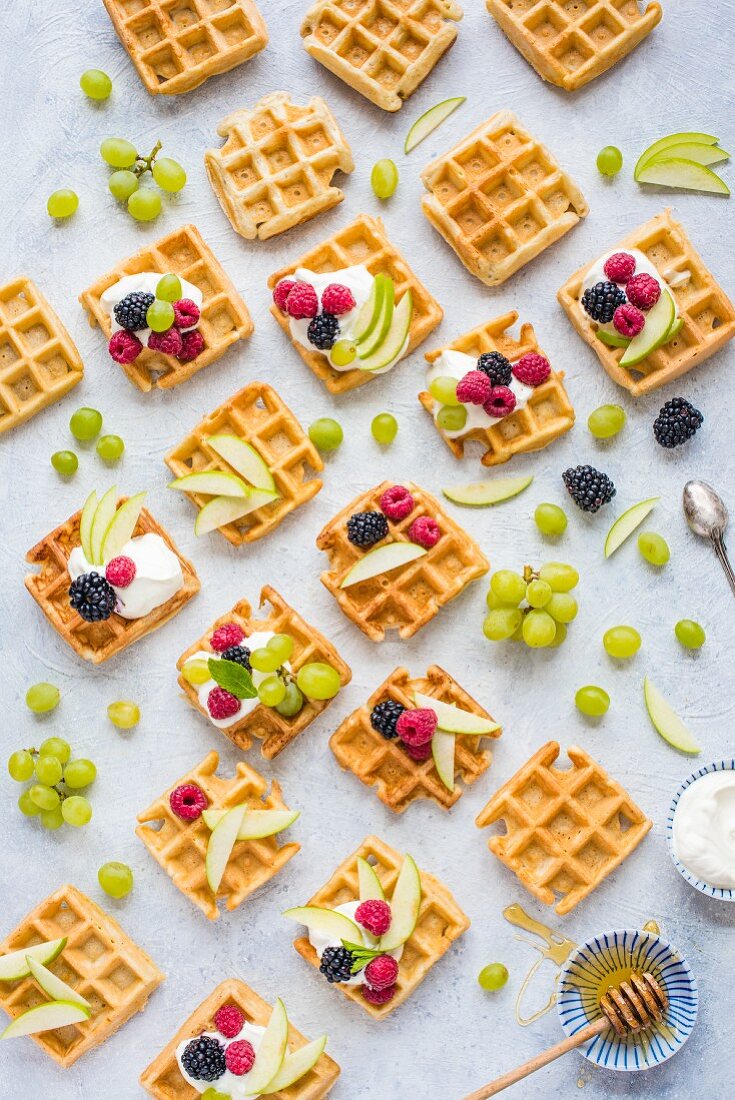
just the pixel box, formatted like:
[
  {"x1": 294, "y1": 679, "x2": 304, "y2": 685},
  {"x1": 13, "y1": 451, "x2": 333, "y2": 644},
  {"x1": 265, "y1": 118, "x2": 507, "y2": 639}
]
[
  {"x1": 370, "y1": 699, "x2": 405, "y2": 740},
  {"x1": 307, "y1": 312, "x2": 340, "y2": 350},
  {"x1": 476, "y1": 351, "x2": 512, "y2": 387},
  {"x1": 653, "y1": 397, "x2": 703, "y2": 448},
  {"x1": 114, "y1": 291, "x2": 154, "y2": 332},
  {"x1": 221, "y1": 645, "x2": 251, "y2": 671},
  {"x1": 69, "y1": 572, "x2": 116, "y2": 622},
  {"x1": 562, "y1": 465, "x2": 616, "y2": 513},
  {"x1": 581, "y1": 281, "x2": 626, "y2": 324},
  {"x1": 320, "y1": 946, "x2": 356, "y2": 984},
  {"x1": 180, "y1": 1035, "x2": 226, "y2": 1082},
  {"x1": 347, "y1": 511, "x2": 389, "y2": 548}
]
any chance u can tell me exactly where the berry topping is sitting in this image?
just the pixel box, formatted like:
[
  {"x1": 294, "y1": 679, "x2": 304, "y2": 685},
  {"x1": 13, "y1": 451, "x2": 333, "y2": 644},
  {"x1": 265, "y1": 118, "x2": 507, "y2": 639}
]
[
  {"x1": 321, "y1": 283, "x2": 356, "y2": 315},
  {"x1": 181, "y1": 1035, "x2": 226, "y2": 1082},
  {"x1": 404, "y1": 741, "x2": 433, "y2": 761},
  {"x1": 220, "y1": 645, "x2": 251, "y2": 671},
  {"x1": 396, "y1": 707, "x2": 437, "y2": 747},
  {"x1": 284, "y1": 282, "x2": 318, "y2": 319},
  {"x1": 347, "y1": 511, "x2": 389, "y2": 548},
  {"x1": 362, "y1": 983, "x2": 396, "y2": 1006},
  {"x1": 653, "y1": 397, "x2": 703, "y2": 448},
  {"x1": 364, "y1": 954, "x2": 399, "y2": 991},
  {"x1": 207, "y1": 687, "x2": 241, "y2": 721},
  {"x1": 211, "y1": 623, "x2": 245, "y2": 651},
  {"x1": 355, "y1": 900, "x2": 392, "y2": 937},
  {"x1": 581, "y1": 281, "x2": 627, "y2": 323},
  {"x1": 512, "y1": 353, "x2": 551, "y2": 387},
  {"x1": 214, "y1": 1004, "x2": 245, "y2": 1039},
  {"x1": 456, "y1": 370, "x2": 492, "y2": 406},
  {"x1": 225, "y1": 1040, "x2": 256, "y2": 1076},
  {"x1": 169, "y1": 783, "x2": 208, "y2": 821},
  {"x1": 114, "y1": 291, "x2": 154, "y2": 331},
  {"x1": 625, "y1": 272, "x2": 661, "y2": 310},
  {"x1": 408, "y1": 515, "x2": 441, "y2": 549},
  {"x1": 612, "y1": 303, "x2": 645, "y2": 338},
  {"x1": 379, "y1": 485, "x2": 415, "y2": 522},
  {"x1": 177, "y1": 330, "x2": 205, "y2": 362},
  {"x1": 484, "y1": 385, "x2": 517, "y2": 419},
  {"x1": 172, "y1": 298, "x2": 200, "y2": 329},
  {"x1": 320, "y1": 945, "x2": 356, "y2": 983},
  {"x1": 105, "y1": 555, "x2": 136, "y2": 588},
  {"x1": 307, "y1": 312, "x2": 340, "y2": 350},
  {"x1": 69, "y1": 572, "x2": 117, "y2": 622},
  {"x1": 562, "y1": 464, "x2": 616, "y2": 513},
  {"x1": 476, "y1": 351, "x2": 512, "y2": 387},
  {"x1": 603, "y1": 252, "x2": 636, "y2": 283},
  {"x1": 370, "y1": 699, "x2": 405, "y2": 740},
  {"x1": 109, "y1": 330, "x2": 143, "y2": 364},
  {"x1": 148, "y1": 327, "x2": 183, "y2": 356},
  {"x1": 272, "y1": 280, "x2": 296, "y2": 312}
]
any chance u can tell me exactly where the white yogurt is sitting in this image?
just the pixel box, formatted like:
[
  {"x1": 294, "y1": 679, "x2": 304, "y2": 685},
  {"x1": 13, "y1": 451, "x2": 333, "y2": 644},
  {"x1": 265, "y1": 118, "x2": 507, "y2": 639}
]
[
  {"x1": 308, "y1": 900, "x2": 403, "y2": 988},
  {"x1": 100, "y1": 272, "x2": 203, "y2": 345},
  {"x1": 187, "y1": 632, "x2": 291, "y2": 729},
  {"x1": 672, "y1": 771, "x2": 735, "y2": 889},
  {"x1": 68, "y1": 533, "x2": 183, "y2": 620},
  {"x1": 176, "y1": 1021, "x2": 266, "y2": 1098},
  {"x1": 426, "y1": 349, "x2": 534, "y2": 439},
  {"x1": 580, "y1": 248, "x2": 687, "y2": 339}
]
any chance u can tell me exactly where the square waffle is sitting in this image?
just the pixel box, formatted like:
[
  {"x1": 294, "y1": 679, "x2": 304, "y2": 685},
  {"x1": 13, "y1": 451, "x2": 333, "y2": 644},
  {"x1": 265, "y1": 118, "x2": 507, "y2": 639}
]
[
  {"x1": 475, "y1": 741, "x2": 652, "y2": 915},
  {"x1": 557, "y1": 209, "x2": 735, "y2": 396},
  {"x1": 103, "y1": 0, "x2": 268, "y2": 97},
  {"x1": 293, "y1": 835, "x2": 469, "y2": 1019},
  {"x1": 0, "y1": 884, "x2": 163, "y2": 1067},
  {"x1": 330, "y1": 665, "x2": 501, "y2": 812},
  {"x1": 205, "y1": 91, "x2": 354, "y2": 241},
  {"x1": 164, "y1": 381, "x2": 323, "y2": 545},
  {"x1": 421, "y1": 310, "x2": 575, "y2": 465},
  {"x1": 136, "y1": 750, "x2": 300, "y2": 920},
  {"x1": 267, "y1": 214, "x2": 442, "y2": 394},
  {"x1": 25, "y1": 501, "x2": 200, "y2": 665},
  {"x1": 79, "y1": 223, "x2": 253, "y2": 392},
  {"x1": 300, "y1": 0, "x2": 462, "y2": 112},
  {"x1": 420, "y1": 110, "x2": 588, "y2": 286},
  {"x1": 487, "y1": 0, "x2": 662, "y2": 92},
  {"x1": 177, "y1": 586, "x2": 351, "y2": 759},
  {"x1": 140, "y1": 979, "x2": 340, "y2": 1098},
  {"x1": 317, "y1": 480, "x2": 489, "y2": 642},
  {"x1": 0, "y1": 277, "x2": 83, "y2": 435}
]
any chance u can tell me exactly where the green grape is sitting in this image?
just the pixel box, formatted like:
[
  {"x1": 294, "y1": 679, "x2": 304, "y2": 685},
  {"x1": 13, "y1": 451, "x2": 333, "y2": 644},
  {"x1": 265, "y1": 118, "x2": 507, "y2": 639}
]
[
  {"x1": 98, "y1": 861, "x2": 134, "y2": 899},
  {"x1": 275, "y1": 682, "x2": 304, "y2": 718},
  {"x1": 266, "y1": 634, "x2": 294, "y2": 663},
  {"x1": 522, "y1": 610, "x2": 557, "y2": 648},
  {"x1": 538, "y1": 562, "x2": 578, "y2": 592},
  {"x1": 156, "y1": 274, "x2": 182, "y2": 302},
  {"x1": 35, "y1": 755, "x2": 63, "y2": 786},
  {"x1": 258, "y1": 677, "x2": 287, "y2": 708},
  {"x1": 549, "y1": 621, "x2": 568, "y2": 648},
  {"x1": 490, "y1": 570, "x2": 527, "y2": 606},
  {"x1": 128, "y1": 189, "x2": 162, "y2": 221},
  {"x1": 588, "y1": 404, "x2": 625, "y2": 439},
  {"x1": 429, "y1": 376, "x2": 460, "y2": 406},
  {"x1": 51, "y1": 450, "x2": 78, "y2": 476},
  {"x1": 202, "y1": 1090, "x2": 229, "y2": 1100},
  {"x1": 182, "y1": 658, "x2": 210, "y2": 686},
  {"x1": 508, "y1": 622, "x2": 525, "y2": 642},
  {"x1": 638, "y1": 531, "x2": 670, "y2": 566},
  {"x1": 40, "y1": 806, "x2": 65, "y2": 831},
  {"x1": 546, "y1": 593, "x2": 578, "y2": 623},
  {"x1": 62, "y1": 796, "x2": 92, "y2": 827},
  {"x1": 146, "y1": 300, "x2": 175, "y2": 332},
  {"x1": 603, "y1": 625, "x2": 641, "y2": 659},
  {"x1": 100, "y1": 137, "x2": 137, "y2": 168},
  {"x1": 69, "y1": 406, "x2": 102, "y2": 441},
  {"x1": 526, "y1": 579, "x2": 552, "y2": 608},
  {"x1": 534, "y1": 503, "x2": 567, "y2": 537},
  {"x1": 436, "y1": 405, "x2": 467, "y2": 432},
  {"x1": 39, "y1": 737, "x2": 71, "y2": 764},
  {"x1": 80, "y1": 69, "x2": 112, "y2": 100},
  {"x1": 8, "y1": 750, "x2": 34, "y2": 782},
  {"x1": 483, "y1": 608, "x2": 522, "y2": 641},
  {"x1": 109, "y1": 170, "x2": 138, "y2": 201},
  {"x1": 152, "y1": 157, "x2": 187, "y2": 193},
  {"x1": 675, "y1": 619, "x2": 706, "y2": 649},
  {"x1": 308, "y1": 418, "x2": 343, "y2": 452},
  {"x1": 478, "y1": 963, "x2": 509, "y2": 991},
  {"x1": 108, "y1": 701, "x2": 140, "y2": 729},
  {"x1": 250, "y1": 647, "x2": 281, "y2": 674},
  {"x1": 26, "y1": 682, "x2": 60, "y2": 713},
  {"x1": 597, "y1": 146, "x2": 623, "y2": 176},
  {"x1": 575, "y1": 685, "x2": 610, "y2": 717},
  {"x1": 372, "y1": 413, "x2": 398, "y2": 445},
  {"x1": 97, "y1": 434, "x2": 125, "y2": 463},
  {"x1": 18, "y1": 790, "x2": 42, "y2": 817},
  {"x1": 485, "y1": 587, "x2": 508, "y2": 610},
  {"x1": 370, "y1": 158, "x2": 398, "y2": 200},
  {"x1": 47, "y1": 189, "x2": 79, "y2": 219},
  {"x1": 30, "y1": 784, "x2": 60, "y2": 811},
  {"x1": 63, "y1": 759, "x2": 97, "y2": 789},
  {"x1": 297, "y1": 662, "x2": 341, "y2": 701},
  {"x1": 331, "y1": 339, "x2": 356, "y2": 366}
]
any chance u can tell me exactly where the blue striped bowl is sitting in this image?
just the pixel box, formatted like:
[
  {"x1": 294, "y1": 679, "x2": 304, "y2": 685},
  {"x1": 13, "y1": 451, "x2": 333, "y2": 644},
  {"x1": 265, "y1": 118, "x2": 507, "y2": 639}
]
[
  {"x1": 557, "y1": 929, "x2": 697, "y2": 1071},
  {"x1": 666, "y1": 758, "x2": 735, "y2": 901}
]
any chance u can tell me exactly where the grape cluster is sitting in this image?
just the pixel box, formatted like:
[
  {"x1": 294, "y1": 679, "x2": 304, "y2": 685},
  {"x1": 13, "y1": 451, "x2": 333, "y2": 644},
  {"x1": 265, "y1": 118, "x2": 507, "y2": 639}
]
[
  {"x1": 483, "y1": 562, "x2": 579, "y2": 649},
  {"x1": 8, "y1": 735, "x2": 97, "y2": 831},
  {"x1": 101, "y1": 138, "x2": 186, "y2": 222},
  {"x1": 52, "y1": 407, "x2": 124, "y2": 478}
]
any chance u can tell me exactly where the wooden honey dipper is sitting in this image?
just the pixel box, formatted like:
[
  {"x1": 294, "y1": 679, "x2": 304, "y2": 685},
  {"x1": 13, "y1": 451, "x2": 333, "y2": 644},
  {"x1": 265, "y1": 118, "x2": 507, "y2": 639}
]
[{"x1": 462, "y1": 971, "x2": 668, "y2": 1099}]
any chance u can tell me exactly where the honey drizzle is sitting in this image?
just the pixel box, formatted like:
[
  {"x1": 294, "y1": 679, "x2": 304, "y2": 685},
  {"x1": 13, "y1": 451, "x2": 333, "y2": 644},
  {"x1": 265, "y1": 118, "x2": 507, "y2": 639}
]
[{"x1": 502, "y1": 903, "x2": 577, "y2": 1026}]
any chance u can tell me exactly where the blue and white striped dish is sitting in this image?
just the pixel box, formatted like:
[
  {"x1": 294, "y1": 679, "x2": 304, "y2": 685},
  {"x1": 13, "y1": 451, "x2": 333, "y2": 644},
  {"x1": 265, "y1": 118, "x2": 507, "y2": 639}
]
[
  {"x1": 557, "y1": 929, "x2": 697, "y2": 1071},
  {"x1": 666, "y1": 758, "x2": 735, "y2": 901}
]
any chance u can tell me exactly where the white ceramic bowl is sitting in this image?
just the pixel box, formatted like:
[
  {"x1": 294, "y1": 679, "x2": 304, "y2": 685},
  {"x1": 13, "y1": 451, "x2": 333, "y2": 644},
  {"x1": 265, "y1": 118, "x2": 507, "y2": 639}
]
[{"x1": 666, "y1": 758, "x2": 735, "y2": 901}]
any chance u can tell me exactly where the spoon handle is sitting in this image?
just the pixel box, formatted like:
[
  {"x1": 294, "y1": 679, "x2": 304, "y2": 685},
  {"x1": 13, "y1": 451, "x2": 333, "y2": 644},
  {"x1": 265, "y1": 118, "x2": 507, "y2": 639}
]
[{"x1": 712, "y1": 533, "x2": 735, "y2": 598}]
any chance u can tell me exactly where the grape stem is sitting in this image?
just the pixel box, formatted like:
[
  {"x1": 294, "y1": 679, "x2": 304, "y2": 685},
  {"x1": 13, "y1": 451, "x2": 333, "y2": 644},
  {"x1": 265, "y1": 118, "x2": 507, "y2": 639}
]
[{"x1": 133, "y1": 140, "x2": 162, "y2": 178}]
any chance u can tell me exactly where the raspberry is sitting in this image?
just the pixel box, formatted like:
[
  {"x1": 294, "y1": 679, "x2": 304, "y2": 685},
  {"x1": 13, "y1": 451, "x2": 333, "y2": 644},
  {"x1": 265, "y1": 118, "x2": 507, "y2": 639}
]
[
  {"x1": 404, "y1": 741, "x2": 432, "y2": 761},
  {"x1": 512, "y1": 353, "x2": 550, "y2": 387},
  {"x1": 362, "y1": 983, "x2": 396, "y2": 1006},
  {"x1": 169, "y1": 783, "x2": 208, "y2": 820},
  {"x1": 284, "y1": 282, "x2": 318, "y2": 319},
  {"x1": 396, "y1": 707, "x2": 437, "y2": 747},
  {"x1": 321, "y1": 283, "x2": 356, "y2": 315},
  {"x1": 603, "y1": 252, "x2": 637, "y2": 284},
  {"x1": 355, "y1": 900, "x2": 392, "y2": 937},
  {"x1": 364, "y1": 954, "x2": 399, "y2": 991},
  {"x1": 456, "y1": 370, "x2": 492, "y2": 405},
  {"x1": 625, "y1": 273, "x2": 661, "y2": 310},
  {"x1": 273, "y1": 280, "x2": 296, "y2": 312},
  {"x1": 109, "y1": 330, "x2": 142, "y2": 364},
  {"x1": 148, "y1": 327, "x2": 183, "y2": 356},
  {"x1": 172, "y1": 298, "x2": 200, "y2": 329},
  {"x1": 613, "y1": 303, "x2": 645, "y2": 338},
  {"x1": 379, "y1": 485, "x2": 415, "y2": 522},
  {"x1": 214, "y1": 1004, "x2": 245, "y2": 1039},
  {"x1": 225, "y1": 1040, "x2": 256, "y2": 1076},
  {"x1": 207, "y1": 687, "x2": 241, "y2": 720},
  {"x1": 408, "y1": 515, "x2": 441, "y2": 549},
  {"x1": 178, "y1": 330, "x2": 205, "y2": 362},
  {"x1": 211, "y1": 623, "x2": 245, "y2": 651},
  {"x1": 484, "y1": 385, "x2": 517, "y2": 419},
  {"x1": 105, "y1": 555, "x2": 136, "y2": 588}
]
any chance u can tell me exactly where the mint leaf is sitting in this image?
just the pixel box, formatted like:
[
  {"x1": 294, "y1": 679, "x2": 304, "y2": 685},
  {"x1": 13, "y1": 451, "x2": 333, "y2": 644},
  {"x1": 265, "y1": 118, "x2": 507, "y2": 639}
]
[
  {"x1": 208, "y1": 657, "x2": 256, "y2": 699},
  {"x1": 341, "y1": 940, "x2": 385, "y2": 974}
]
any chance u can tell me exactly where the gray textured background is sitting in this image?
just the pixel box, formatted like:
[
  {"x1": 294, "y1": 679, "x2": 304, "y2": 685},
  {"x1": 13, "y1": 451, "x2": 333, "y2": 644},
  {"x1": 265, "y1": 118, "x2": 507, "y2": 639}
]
[{"x1": 2, "y1": 1, "x2": 734, "y2": 1096}]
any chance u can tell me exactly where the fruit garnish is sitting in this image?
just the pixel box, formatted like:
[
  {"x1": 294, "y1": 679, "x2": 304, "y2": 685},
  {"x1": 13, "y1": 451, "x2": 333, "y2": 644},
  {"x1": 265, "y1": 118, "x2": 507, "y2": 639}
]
[
  {"x1": 634, "y1": 131, "x2": 720, "y2": 175},
  {"x1": 603, "y1": 625, "x2": 641, "y2": 659},
  {"x1": 206, "y1": 434, "x2": 276, "y2": 492},
  {"x1": 0, "y1": 939, "x2": 67, "y2": 983},
  {"x1": 413, "y1": 693, "x2": 499, "y2": 735},
  {"x1": 168, "y1": 470, "x2": 249, "y2": 497},
  {"x1": 90, "y1": 485, "x2": 119, "y2": 565},
  {"x1": 47, "y1": 190, "x2": 78, "y2": 219},
  {"x1": 371, "y1": 158, "x2": 398, "y2": 199},
  {"x1": 240, "y1": 999, "x2": 288, "y2": 1094},
  {"x1": 26, "y1": 956, "x2": 90, "y2": 1009},
  {"x1": 283, "y1": 906, "x2": 361, "y2": 942},
  {"x1": 1, "y1": 1000, "x2": 91, "y2": 1038},
  {"x1": 308, "y1": 418, "x2": 344, "y2": 452},
  {"x1": 100, "y1": 492, "x2": 146, "y2": 563},
  {"x1": 359, "y1": 290, "x2": 412, "y2": 372},
  {"x1": 437, "y1": 405, "x2": 467, "y2": 431},
  {"x1": 80, "y1": 69, "x2": 112, "y2": 100},
  {"x1": 638, "y1": 530, "x2": 670, "y2": 566},
  {"x1": 263, "y1": 1035, "x2": 327, "y2": 1094},
  {"x1": 478, "y1": 963, "x2": 509, "y2": 991},
  {"x1": 371, "y1": 413, "x2": 398, "y2": 445},
  {"x1": 643, "y1": 677, "x2": 700, "y2": 754},
  {"x1": 604, "y1": 497, "x2": 659, "y2": 558},
  {"x1": 404, "y1": 96, "x2": 465, "y2": 154},
  {"x1": 201, "y1": 808, "x2": 299, "y2": 839},
  {"x1": 357, "y1": 856, "x2": 385, "y2": 902},
  {"x1": 205, "y1": 805, "x2": 246, "y2": 892},
  {"x1": 101, "y1": 138, "x2": 186, "y2": 219},
  {"x1": 98, "y1": 862, "x2": 134, "y2": 898},
  {"x1": 379, "y1": 855, "x2": 421, "y2": 951},
  {"x1": 358, "y1": 277, "x2": 395, "y2": 359},
  {"x1": 431, "y1": 729, "x2": 456, "y2": 792},
  {"x1": 442, "y1": 475, "x2": 533, "y2": 507},
  {"x1": 596, "y1": 146, "x2": 623, "y2": 176},
  {"x1": 331, "y1": 339, "x2": 357, "y2": 366},
  {"x1": 638, "y1": 157, "x2": 730, "y2": 194},
  {"x1": 340, "y1": 541, "x2": 426, "y2": 588},
  {"x1": 619, "y1": 287, "x2": 675, "y2": 367},
  {"x1": 534, "y1": 503, "x2": 567, "y2": 536},
  {"x1": 258, "y1": 677, "x2": 287, "y2": 707},
  {"x1": 296, "y1": 662, "x2": 341, "y2": 700},
  {"x1": 597, "y1": 328, "x2": 630, "y2": 348},
  {"x1": 575, "y1": 685, "x2": 610, "y2": 717},
  {"x1": 352, "y1": 274, "x2": 387, "y2": 348},
  {"x1": 193, "y1": 489, "x2": 279, "y2": 536},
  {"x1": 675, "y1": 620, "x2": 706, "y2": 649}
]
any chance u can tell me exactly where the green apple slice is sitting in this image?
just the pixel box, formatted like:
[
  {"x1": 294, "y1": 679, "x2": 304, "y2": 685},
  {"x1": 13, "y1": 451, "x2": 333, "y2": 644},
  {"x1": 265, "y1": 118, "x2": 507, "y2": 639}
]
[
  {"x1": 262, "y1": 1035, "x2": 327, "y2": 1094},
  {"x1": 604, "y1": 497, "x2": 659, "y2": 559},
  {"x1": 432, "y1": 729, "x2": 456, "y2": 792},
  {"x1": 101, "y1": 491, "x2": 146, "y2": 563},
  {"x1": 620, "y1": 290, "x2": 675, "y2": 368},
  {"x1": 242, "y1": 998, "x2": 288, "y2": 1096},
  {"x1": 358, "y1": 277, "x2": 394, "y2": 359},
  {"x1": 379, "y1": 855, "x2": 421, "y2": 951},
  {"x1": 168, "y1": 470, "x2": 249, "y2": 497},
  {"x1": 357, "y1": 856, "x2": 385, "y2": 902},
  {"x1": 405, "y1": 96, "x2": 466, "y2": 154},
  {"x1": 206, "y1": 435, "x2": 275, "y2": 493},
  {"x1": 414, "y1": 692, "x2": 500, "y2": 735},
  {"x1": 79, "y1": 491, "x2": 98, "y2": 563},
  {"x1": 644, "y1": 677, "x2": 701, "y2": 754},
  {"x1": 635, "y1": 132, "x2": 719, "y2": 176},
  {"x1": 205, "y1": 805, "x2": 246, "y2": 893},
  {"x1": 201, "y1": 807, "x2": 299, "y2": 838},
  {"x1": 353, "y1": 275, "x2": 387, "y2": 347},
  {"x1": 90, "y1": 485, "x2": 118, "y2": 566},
  {"x1": 1, "y1": 1000, "x2": 90, "y2": 1039},
  {"x1": 359, "y1": 290, "x2": 412, "y2": 372},
  {"x1": 665, "y1": 317, "x2": 683, "y2": 343},
  {"x1": 282, "y1": 906, "x2": 361, "y2": 942},
  {"x1": 598, "y1": 329, "x2": 630, "y2": 349},
  {"x1": 0, "y1": 939, "x2": 66, "y2": 982},
  {"x1": 636, "y1": 158, "x2": 730, "y2": 195},
  {"x1": 340, "y1": 541, "x2": 426, "y2": 588},
  {"x1": 645, "y1": 143, "x2": 730, "y2": 168},
  {"x1": 194, "y1": 490, "x2": 279, "y2": 536},
  {"x1": 442, "y1": 475, "x2": 533, "y2": 507},
  {"x1": 26, "y1": 957, "x2": 90, "y2": 1009}
]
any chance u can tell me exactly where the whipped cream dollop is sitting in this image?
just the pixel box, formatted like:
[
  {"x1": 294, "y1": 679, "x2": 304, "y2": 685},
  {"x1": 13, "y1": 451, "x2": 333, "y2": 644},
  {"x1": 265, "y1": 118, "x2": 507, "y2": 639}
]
[
  {"x1": 426, "y1": 349, "x2": 534, "y2": 438},
  {"x1": 189, "y1": 631, "x2": 291, "y2": 729},
  {"x1": 672, "y1": 770, "x2": 735, "y2": 889},
  {"x1": 100, "y1": 272, "x2": 203, "y2": 344},
  {"x1": 308, "y1": 900, "x2": 403, "y2": 988},
  {"x1": 581, "y1": 247, "x2": 688, "y2": 339},
  {"x1": 176, "y1": 1021, "x2": 266, "y2": 1099},
  {"x1": 68, "y1": 533, "x2": 183, "y2": 620}
]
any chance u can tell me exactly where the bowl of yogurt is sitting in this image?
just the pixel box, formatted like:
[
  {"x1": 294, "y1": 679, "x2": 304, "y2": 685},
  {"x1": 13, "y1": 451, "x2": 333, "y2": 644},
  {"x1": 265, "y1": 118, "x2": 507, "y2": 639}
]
[{"x1": 667, "y1": 758, "x2": 735, "y2": 901}]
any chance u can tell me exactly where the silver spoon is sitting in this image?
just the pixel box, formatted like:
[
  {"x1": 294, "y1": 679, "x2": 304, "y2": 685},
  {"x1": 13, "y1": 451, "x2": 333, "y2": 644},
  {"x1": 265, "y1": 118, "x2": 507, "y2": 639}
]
[{"x1": 683, "y1": 480, "x2": 735, "y2": 598}]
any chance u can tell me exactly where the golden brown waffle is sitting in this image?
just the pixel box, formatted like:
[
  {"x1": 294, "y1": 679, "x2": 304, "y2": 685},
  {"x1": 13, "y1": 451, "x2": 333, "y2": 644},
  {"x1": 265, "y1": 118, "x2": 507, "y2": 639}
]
[
  {"x1": 0, "y1": 277, "x2": 83, "y2": 435},
  {"x1": 79, "y1": 224, "x2": 253, "y2": 392},
  {"x1": 330, "y1": 665, "x2": 501, "y2": 812},
  {"x1": 165, "y1": 381, "x2": 323, "y2": 545},
  {"x1": 475, "y1": 742, "x2": 652, "y2": 915},
  {"x1": 0, "y1": 884, "x2": 163, "y2": 1068},
  {"x1": 420, "y1": 110, "x2": 588, "y2": 286},
  {"x1": 103, "y1": 0, "x2": 268, "y2": 96},
  {"x1": 300, "y1": 0, "x2": 462, "y2": 112},
  {"x1": 136, "y1": 751, "x2": 300, "y2": 921},
  {"x1": 557, "y1": 209, "x2": 735, "y2": 396},
  {"x1": 293, "y1": 835, "x2": 469, "y2": 1019},
  {"x1": 25, "y1": 501, "x2": 200, "y2": 665},
  {"x1": 267, "y1": 214, "x2": 442, "y2": 393},
  {"x1": 487, "y1": 0, "x2": 662, "y2": 91},
  {"x1": 177, "y1": 586, "x2": 351, "y2": 758},
  {"x1": 140, "y1": 979, "x2": 340, "y2": 1098},
  {"x1": 205, "y1": 91, "x2": 354, "y2": 241},
  {"x1": 317, "y1": 480, "x2": 489, "y2": 642}
]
